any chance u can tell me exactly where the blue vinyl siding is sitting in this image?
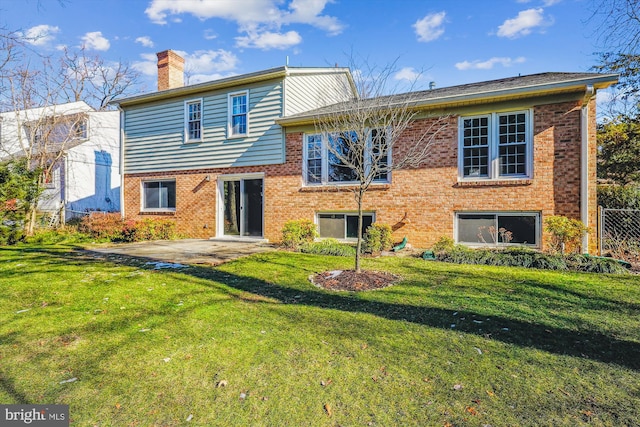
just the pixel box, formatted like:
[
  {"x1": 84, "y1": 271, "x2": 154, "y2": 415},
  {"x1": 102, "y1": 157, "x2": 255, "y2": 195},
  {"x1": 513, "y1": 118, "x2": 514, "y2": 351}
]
[{"x1": 123, "y1": 80, "x2": 284, "y2": 173}]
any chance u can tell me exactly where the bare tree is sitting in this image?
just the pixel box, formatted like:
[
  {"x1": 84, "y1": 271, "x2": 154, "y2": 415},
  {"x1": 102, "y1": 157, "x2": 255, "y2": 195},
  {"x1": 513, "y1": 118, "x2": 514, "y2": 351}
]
[
  {"x1": 589, "y1": 0, "x2": 640, "y2": 114},
  {"x1": 312, "y1": 61, "x2": 450, "y2": 272},
  {"x1": 57, "y1": 46, "x2": 141, "y2": 110}
]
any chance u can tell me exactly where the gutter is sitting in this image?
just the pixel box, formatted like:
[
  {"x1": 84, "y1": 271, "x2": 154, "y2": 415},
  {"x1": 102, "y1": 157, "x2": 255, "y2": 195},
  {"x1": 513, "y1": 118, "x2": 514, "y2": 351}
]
[{"x1": 581, "y1": 85, "x2": 595, "y2": 254}]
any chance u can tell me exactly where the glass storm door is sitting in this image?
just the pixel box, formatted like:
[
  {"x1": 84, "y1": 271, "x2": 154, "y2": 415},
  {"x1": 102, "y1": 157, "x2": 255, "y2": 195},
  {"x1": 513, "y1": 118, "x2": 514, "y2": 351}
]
[{"x1": 222, "y1": 178, "x2": 263, "y2": 237}]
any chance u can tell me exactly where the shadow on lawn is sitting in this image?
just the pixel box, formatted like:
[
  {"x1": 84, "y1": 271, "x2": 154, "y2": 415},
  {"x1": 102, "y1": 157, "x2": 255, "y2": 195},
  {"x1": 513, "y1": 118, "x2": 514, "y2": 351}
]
[{"x1": 7, "y1": 247, "x2": 639, "y2": 372}]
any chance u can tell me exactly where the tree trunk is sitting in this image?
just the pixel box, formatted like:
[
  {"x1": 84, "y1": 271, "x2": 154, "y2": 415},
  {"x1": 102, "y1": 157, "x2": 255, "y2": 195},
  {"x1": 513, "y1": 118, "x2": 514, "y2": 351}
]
[
  {"x1": 355, "y1": 188, "x2": 364, "y2": 273},
  {"x1": 26, "y1": 202, "x2": 37, "y2": 236}
]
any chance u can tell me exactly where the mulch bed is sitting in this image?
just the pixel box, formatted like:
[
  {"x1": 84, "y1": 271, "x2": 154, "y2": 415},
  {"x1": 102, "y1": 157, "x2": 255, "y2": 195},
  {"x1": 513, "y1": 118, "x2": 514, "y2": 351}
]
[{"x1": 310, "y1": 269, "x2": 400, "y2": 291}]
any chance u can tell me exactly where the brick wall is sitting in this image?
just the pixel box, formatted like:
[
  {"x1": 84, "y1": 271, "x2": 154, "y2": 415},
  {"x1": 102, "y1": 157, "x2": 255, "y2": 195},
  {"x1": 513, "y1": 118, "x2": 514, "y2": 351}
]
[{"x1": 123, "y1": 98, "x2": 595, "y2": 251}]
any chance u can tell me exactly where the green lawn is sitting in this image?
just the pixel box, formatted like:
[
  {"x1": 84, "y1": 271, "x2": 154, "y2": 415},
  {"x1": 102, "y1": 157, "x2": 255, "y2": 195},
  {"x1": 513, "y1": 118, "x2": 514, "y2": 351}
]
[{"x1": 1, "y1": 246, "x2": 639, "y2": 426}]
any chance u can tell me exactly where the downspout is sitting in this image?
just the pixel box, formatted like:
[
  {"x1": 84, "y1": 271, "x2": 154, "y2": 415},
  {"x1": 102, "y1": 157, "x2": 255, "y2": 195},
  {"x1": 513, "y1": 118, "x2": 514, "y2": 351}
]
[
  {"x1": 581, "y1": 85, "x2": 595, "y2": 253},
  {"x1": 117, "y1": 105, "x2": 125, "y2": 220},
  {"x1": 63, "y1": 153, "x2": 69, "y2": 225}
]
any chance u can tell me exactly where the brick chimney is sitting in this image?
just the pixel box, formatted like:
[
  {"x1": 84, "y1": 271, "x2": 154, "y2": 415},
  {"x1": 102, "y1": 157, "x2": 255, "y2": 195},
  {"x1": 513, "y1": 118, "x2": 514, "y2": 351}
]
[{"x1": 156, "y1": 50, "x2": 184, "y2": 91}]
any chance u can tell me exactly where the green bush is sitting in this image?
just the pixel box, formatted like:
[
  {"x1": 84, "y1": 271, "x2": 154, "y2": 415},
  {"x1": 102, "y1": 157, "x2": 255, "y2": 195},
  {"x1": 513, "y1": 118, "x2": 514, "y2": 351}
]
[
  {"x1": 281, "y1": 219, "x2": 318, "y2": 249},
  {"x1": 300, "y1": 238, "x2": 356, "y2": 257},
  {"x1": 434, "y1": 245, "x2": 628, "y2": 273},
  {"x1": 0, "y1": 223, "x2": 24, "y2": 245},
  {"x1": 597, "y1": 185, "x2": 640, "y2": 209},
  {"x1": 25, "y1": 227, "x2": 91, "y2": 245},
  {"x1": 364, "y1": 223, "x2": 393, "y2": 253},
  {"x1": 431, "y1": 236, "x2": 456, "y2": 254},
  {"x1": 544, "y1": 215, "x2": 589, "y2": 254}
]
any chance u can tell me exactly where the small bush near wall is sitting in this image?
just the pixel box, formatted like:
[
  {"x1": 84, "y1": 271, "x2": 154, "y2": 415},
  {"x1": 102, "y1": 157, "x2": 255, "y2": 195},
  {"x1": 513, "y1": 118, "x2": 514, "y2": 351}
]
[
  {"x1": 80, "y1": 214, "x2": 177, "y2": 242},
  {"x1": 432, "y1": 245, "x2": 628, "y2": 274},
  {"x1": 300, "y1": 238, "x2": 356, "y2": 257},
  {"x1": 364, "y1": 223, "x2": 393, "y2": 253},
  {"x1": 544, "y1": 215, "x2": 589, "y2": 254},
  {"x1": 281, "y1": 219, "x2": 318, "y2": 249}
]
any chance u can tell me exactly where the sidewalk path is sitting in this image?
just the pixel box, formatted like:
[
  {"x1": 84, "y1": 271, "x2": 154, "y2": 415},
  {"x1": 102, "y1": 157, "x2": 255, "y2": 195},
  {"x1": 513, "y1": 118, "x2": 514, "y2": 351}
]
[{"x1": 87, "y1": 239, "x2": 276, "y2": 265}]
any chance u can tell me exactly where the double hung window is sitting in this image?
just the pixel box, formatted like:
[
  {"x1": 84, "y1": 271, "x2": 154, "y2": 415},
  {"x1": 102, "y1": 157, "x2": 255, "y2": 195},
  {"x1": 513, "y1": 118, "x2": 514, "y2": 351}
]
[
  {"x1": 460, "y1": 110, "x2": 531, "y2": 179},
  {"x1": 229, "y1": 91, "x2": 248, "y2": 137},
  {"x1": 304, "y1": 128, "x2": 390, "y2": 185},
  {"x1": 185, "y1": 99, "x2": 202, "y2": 142}
]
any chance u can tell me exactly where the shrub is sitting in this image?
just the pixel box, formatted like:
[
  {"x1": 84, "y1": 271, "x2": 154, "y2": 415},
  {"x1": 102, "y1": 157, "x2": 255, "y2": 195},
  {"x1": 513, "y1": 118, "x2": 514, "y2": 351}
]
[
  {"x1": 544, "y1": 215, "x2": 589, "y2": 254},
  {"x1": 0, "y1": 223, "x2": 24, "y2": 245},
  {"x1": 281, "y1": 219, "x2": 318, "y2": 249},
  {"x1": 597, "y1": 184, "x2": 640, "y2": 209},
  {"x1": 79, "y1": 214, "x2": 177, "y2": 242},
  {"x1": 434, "y1": 245, "x2": 628, "y2": 273},
  {"x1": 364, "y1": 223, "x2": 393, "y2": 253},
  {"x1": 79, "y1": 213, "x2": 124, "y2": 241},
  {"x1": 300, "y1": 238, "x2": 356, "y2": 257},
  {"x1": 431, "y1": 236, "x2": 456, "y2": 254},
  {"x1": 25, "y1": 227, "x2": 91, "y2": 245}
]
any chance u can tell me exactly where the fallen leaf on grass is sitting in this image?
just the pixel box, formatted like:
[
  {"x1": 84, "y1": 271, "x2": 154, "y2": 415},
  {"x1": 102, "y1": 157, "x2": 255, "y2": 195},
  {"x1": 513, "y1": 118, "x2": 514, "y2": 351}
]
[
  {"x1": 558, "y1": 388, "x2": 571, "y2": 396},
  {"x1": 324, "y1": 403, "x2": 332, "y2": 417},
  {"x1": 486, "y1": 390, "x2": 495, "y2": 397},
  {"x1": 453, "y1": 384, "x2": 463, "y2": 391},
  {"x1": 466, "y1": 406, "x2": 478, "y2": 415},
  {"x1": 216, "y1": 380, "x2": 228, "y2": 388},
  {"x1": 115, "y1": 403, "x2": 121, "y2": 410},
  {"x1": 320, "y1": 379, "x2": 332, "y2": 387}
]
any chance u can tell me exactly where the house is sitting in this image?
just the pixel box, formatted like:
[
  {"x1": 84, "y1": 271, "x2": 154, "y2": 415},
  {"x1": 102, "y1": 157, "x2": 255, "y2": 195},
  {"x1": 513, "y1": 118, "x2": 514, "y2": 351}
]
[
  {"x1": 0, "y1": 101, "x2": 120, "y2": 222},
  {"x1": 114, "y1": 50, "x2": 618, "y2": 253}
]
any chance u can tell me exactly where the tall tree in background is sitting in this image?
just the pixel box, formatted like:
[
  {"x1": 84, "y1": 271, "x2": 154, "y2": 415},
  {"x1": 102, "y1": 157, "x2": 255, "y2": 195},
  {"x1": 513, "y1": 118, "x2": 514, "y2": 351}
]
[
  {"x1": 590, "y1": 0, "x2": 640, "y2": 114},
  {"x1": 312, "y1": 61, "x2": 450, "y2": 273},
  {"x1": 597, "y1": 113, "x2": 640, "y2": 185}
]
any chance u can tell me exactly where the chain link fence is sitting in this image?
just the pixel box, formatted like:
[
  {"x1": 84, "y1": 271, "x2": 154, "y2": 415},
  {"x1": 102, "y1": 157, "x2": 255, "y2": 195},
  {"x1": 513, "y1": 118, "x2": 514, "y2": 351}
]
[{"x1": 599, "y1": 207, "x2": 640, "y2": 264}]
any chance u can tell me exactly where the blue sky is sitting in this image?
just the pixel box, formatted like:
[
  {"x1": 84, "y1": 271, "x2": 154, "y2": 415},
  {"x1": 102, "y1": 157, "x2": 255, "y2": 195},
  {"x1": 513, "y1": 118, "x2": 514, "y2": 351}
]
[{"x1": 1, "y1": 0, "x2": 606, "y2": 94}]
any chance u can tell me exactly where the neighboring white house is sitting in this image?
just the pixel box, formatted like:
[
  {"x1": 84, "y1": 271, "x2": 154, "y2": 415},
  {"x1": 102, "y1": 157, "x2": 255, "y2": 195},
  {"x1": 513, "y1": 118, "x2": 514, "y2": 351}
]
[{"x1": 0, "y1": 101, "x2": 120, "y2": 222}]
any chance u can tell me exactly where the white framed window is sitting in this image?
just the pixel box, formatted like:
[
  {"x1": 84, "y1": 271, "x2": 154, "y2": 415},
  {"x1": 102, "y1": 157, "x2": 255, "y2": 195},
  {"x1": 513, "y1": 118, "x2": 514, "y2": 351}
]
[
  {"x1": 455, "y1": 212, "x2": 540, "y2": 247},
  {"x1": 303, "y1": 128, "x2": 391, "y2": 185},
  {"x1": 459, "y1": 110, "x2": 532, "y2": 180},
  {"x1": 228, "y1": 91, "x2": 248, "y2": 137},
  {"x1": 185, "y1": 99, "x2": 203, "y2": 143},
  {"x1": 142, "y1": 179, "x2": 176, "y2": 211},
  {"x1": 317, "y1": 212, "x2": 374, "y2": 240}
]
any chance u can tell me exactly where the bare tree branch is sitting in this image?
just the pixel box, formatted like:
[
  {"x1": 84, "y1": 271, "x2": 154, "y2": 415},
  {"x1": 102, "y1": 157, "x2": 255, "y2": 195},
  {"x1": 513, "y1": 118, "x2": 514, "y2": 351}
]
[{"x1": 311, "y1": 58, "x2": 450, "y2": 272}]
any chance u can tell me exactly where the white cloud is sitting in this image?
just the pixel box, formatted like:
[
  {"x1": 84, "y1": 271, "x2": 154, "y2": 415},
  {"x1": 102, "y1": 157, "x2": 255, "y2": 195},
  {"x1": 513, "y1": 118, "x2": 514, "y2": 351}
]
[
  {"x1": 23, "y1": 24, "x2": 60, "y2": 46},
  {"x1": 236, "y1": 30, "x2": 302, "y2": 50},
  {"x1": 132, "y1": 53, "x2": 159, "y2": 76},
  {"x1": 132, "y1": 49, "x2": 239, "y2": 79},
  {"x1": 497, "y1": 8, "x2": 548, "y2": 38},
  {"x1": 204, "y1": 29, "x2": 217, "y2": 40},
  {"x1": 455, "y1": 56, "x2": 526, "y2": 70},
  {"x1": 135, "y1": 36, "x2": 154, "y2": 48},
  {"x1": 81, "y1": 31, "x2": 110, "y2": 51},
  {"x1": 394, "y1": 67, "x2": 421, "y2": 81},
  {"x1": 180, "y1": 49, "x2": 239, "y2": 72},
  {"x1": 413, "y1": 11, "x2": 446, "y2": 42},
  {"x1": 145, "y1": 0, "x2": 343, "y2": 50},
  {"x1": 145, "y1": 0, "x2": 343, "y2": 32}
]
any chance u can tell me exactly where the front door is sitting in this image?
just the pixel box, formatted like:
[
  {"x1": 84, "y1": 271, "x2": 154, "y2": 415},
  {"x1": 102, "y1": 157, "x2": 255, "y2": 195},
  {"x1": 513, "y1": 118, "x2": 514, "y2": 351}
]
[{"x1": 221, "y1": 177, "x2": 263, "y2": 238}]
